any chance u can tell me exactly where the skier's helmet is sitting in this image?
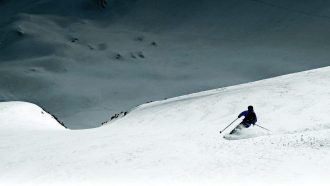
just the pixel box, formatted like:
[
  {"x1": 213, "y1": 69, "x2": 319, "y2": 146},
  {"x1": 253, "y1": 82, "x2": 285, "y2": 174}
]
[{"x1": 248, "y1": 105, "x2": 254, "y2": 111}]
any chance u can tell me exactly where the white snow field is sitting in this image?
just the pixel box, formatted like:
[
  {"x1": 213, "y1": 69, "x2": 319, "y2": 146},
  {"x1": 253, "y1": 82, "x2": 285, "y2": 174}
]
[
  {"x1": 1, "y1": 67, "x2": 330, "y2": 186},
  {"x1": 0, "y1": 102, "x2": 65, "y2": 131},
  {"x1": 2, "y1": 0, "x2": 330, "y2": 128}
]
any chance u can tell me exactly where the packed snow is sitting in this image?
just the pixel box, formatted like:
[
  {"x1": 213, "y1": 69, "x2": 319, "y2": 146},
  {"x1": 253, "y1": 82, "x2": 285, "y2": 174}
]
[
  {"x1": 0, "y1": 102, "x2": 65, "y2": 131},
  {"x1": 1, "y1": 67, "x2": 330, "y2": 186}
]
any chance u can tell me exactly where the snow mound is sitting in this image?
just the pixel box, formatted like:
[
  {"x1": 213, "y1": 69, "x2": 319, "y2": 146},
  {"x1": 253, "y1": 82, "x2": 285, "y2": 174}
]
[{"x1": 0, "y1": 101, "x2": 65, "y2": 131}]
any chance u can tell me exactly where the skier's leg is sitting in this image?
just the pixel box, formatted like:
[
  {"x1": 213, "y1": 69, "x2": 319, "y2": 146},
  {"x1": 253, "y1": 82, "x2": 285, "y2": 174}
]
[
  {"x1": 242, "y1": 122, "x2": 251, "y2": 128},
  {"x1": 229, "y1": 123, "x2": 244, "y2": 134}
]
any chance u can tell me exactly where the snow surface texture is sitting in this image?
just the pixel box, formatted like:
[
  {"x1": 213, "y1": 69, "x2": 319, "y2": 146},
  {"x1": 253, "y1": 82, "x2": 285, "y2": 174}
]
[
  {"x1": 0, "y1": 101, "x2": 65, "y2": 131},
  {"x1": 1, "y1": 67, "x2": 330, "y2": 186},
  {"x1": 1, "y1": 0, "x2": 330, "y2": 128}
]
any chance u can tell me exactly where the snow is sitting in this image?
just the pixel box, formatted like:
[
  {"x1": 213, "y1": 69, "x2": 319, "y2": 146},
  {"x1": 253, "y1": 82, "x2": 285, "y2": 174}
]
[
  {"x1": 2, "y1": 0, "x2": 330, "y2": 128},
  {"x1": 0, "y1": 101, "x2": 65, "y2": 131},
  {"x1": 1, "y1": 67, "x2": 330, "y2": 185}
]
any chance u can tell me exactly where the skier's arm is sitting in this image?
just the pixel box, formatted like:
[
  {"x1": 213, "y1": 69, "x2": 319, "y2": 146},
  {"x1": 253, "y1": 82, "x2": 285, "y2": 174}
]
[{"x1": 238, "y1": 111, "x2": 247, "y2": 118}]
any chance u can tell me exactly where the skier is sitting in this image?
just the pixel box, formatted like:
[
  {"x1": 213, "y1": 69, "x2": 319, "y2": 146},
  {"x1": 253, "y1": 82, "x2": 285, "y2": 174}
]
[{"x1": 229, "y1": 105, "x2": 257, "y2": 134}]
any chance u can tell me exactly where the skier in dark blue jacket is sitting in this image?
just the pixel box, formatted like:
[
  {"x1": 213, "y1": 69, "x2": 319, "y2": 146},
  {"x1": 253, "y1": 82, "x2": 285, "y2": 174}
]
[{"x1": 230, "y1": 106, "x2": 257, "y2": 134}]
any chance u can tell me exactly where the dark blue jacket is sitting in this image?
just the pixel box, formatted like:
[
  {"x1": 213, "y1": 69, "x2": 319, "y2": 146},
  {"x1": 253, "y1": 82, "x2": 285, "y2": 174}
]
[{"x1": 238, "y1": 110, "x2": 257, "y2": 124}]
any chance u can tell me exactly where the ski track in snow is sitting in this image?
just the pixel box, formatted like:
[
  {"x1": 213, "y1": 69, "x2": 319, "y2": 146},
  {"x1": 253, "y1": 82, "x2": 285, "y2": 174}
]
[{"x1": 1, "y1": 67, "x2": 330, "y2": 185}]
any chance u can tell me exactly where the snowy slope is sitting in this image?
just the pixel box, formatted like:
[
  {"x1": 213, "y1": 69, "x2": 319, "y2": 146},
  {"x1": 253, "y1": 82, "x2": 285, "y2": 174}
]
[
  {"x1": 1, "y1": 67, "x2": 330, "y2": 185},
  {"x1": 2, "y1": 0, "x2": 330, "y2": 128},
  {"x1": 0, "y1": 101, "x2": 65, "y2": 131}
]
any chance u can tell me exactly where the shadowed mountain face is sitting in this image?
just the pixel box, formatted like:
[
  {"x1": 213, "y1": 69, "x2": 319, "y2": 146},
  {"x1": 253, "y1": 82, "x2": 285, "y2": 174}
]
[
  {"x1": 1, "y1": 0, "x2": 330, "y2": 129},
  {"x1": 2, "y1": 0, "x2": 330, "y2": 34}
]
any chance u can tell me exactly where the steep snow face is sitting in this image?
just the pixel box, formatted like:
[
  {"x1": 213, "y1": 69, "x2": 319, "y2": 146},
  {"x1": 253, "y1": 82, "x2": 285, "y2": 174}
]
[
  {"x1": 119, "y1": 66, "x2": 330, "y2": 134},
  {"x1": 1, "y1": 0, "x2": 330, "y2": 129},
  {"x1": 0, "y1": 101, "x2": 65, "y2": 131},
  {"x1": 1, "y1": 67, "x2": 330, "y2": 185}
]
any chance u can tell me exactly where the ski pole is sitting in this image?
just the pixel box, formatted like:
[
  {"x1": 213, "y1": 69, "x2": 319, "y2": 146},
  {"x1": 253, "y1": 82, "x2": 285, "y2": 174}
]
[
  {"x1": 220, "y1": 118, "x2": 239, "y2": 134},
  {"x1": 254, "y1": 124, "x2": 271, "y2": 132}
]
